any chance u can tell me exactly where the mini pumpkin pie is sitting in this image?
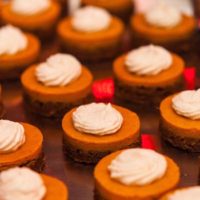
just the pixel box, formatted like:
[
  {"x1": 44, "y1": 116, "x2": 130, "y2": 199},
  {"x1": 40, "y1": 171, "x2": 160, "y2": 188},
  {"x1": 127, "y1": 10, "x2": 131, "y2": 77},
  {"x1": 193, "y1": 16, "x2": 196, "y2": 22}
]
[
  {"x1": 21, "y1": 53, "x2": 93, "y2": 118},
  {"x1": 94, "y1": 148, "x2": 180, "y2": 200},
  {"x1": 0, "y1": 25, "x2": 40, "y2": 80},
  {"x1": 160, "y1": 186, "x2": 200, "y2": 200},
  {"x1": 113, "y1": 44, "x2": 185, "y2": 108},
  {"x1": 81, "y1": 0, "x2": 133, "y2": 21},
  {"x1": 130, "y1": 3, "x2": 196, "y2": 50},
  {"x1": 62, "y1": 103, "x2": 140, "y2": 164},
  {"x1": 0, "y1": 120, "x2": 44, "y2": 172},
  {"x1": 160, "y1": 89, "x2": 200, "y2": 152},
  {"x1": 57, "y1": 6, "x2": 125, "y2": 62},
  {"x1": 1, "y1": 0, "x2": 61, "y2": 38},
  {"x1": 0, "y1": 167, "x2": 68, "y2": 200}
]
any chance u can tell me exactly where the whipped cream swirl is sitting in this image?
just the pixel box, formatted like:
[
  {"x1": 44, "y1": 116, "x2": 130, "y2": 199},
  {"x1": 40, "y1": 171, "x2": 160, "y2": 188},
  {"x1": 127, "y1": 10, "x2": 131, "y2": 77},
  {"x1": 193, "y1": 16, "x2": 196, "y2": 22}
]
[
  {"x1": 125, "y1": 45, "x2": 172, "y2": 75},
  {"x1": 12, "y1": 0, "x2": 50, "y2": 15},
  {"x1": 0, "y1": 120, "x2": 25, "y2": 154},
  {"x1": 36, "y1": 53, "x2": 82, "y2": 87},
  {"x1": 108, "y1": 148, "x2": 167, "y2": 186},
  {"x1": 168, "y1": 187, "x2": 200, "y2": 200},
  {"x1": 172, "y1": 89, "x2": 200, "y2": 120},
  {"x1": 0, "y1": 25, "x2": 27, "y2": 55},
  {"x1": 72, "y1": 103, "x2": 123, "y2": 136},
  {"x1": 72, "y1": 6, "x2": 111, "y2": 32},
  {"x1": 0, "y1": 167, "x2": 46, "y2": 200},
  {"x1": 145, "y1": 3, "x2": 182, "y2": 28}
]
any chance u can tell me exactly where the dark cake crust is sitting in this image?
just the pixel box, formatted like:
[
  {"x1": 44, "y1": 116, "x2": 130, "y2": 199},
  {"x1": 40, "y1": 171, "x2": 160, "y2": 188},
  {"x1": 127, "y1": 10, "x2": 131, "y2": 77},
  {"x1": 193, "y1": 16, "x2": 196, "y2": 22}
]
[
  {"x1": 94, "y1": 189, "x2": 106, "y2": 200},
  {"x1": 131, "y1": 33, "x2": 196, "y2": 53},
  {"x1": 0, "y1": 152, "x2": 45, "y2": 172},
  {"x1": 60, "y1": 40, "x2": 122, "y2": 63},
  {"x1": 63, "y1": 136, "x2": 140, "y2": 164},
  {"x1": 23, "y1": 93, "x2": 93, "y2": 118},
  {"x1": 160, "y1": 120, "x2": 200, "y2": 152},
  {"x1": 114, "y1": 78, "x2": 184, "y2": 109}
]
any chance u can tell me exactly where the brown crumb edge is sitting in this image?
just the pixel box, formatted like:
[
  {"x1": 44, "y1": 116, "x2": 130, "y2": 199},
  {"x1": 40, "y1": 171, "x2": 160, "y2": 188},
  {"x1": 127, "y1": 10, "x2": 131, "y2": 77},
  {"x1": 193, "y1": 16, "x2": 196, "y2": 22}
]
[
  {"x1": 0, "y1": 103, "x2": 5, "y2": 118},
  {"x1": 63, "y1": 136, "x2": 141, "y2": 164},
  {"x1": 114, "y1": 78, "x2": 184, "y2": 109},
  {"x1": 94, "y1": 189, "x2": 106, "y2": 200},
  {"x1": 0, "y1": 152, "x2": 45, "y2": 172},
  {"x1": 160, "y1": 120, "x2": 200, "y2": 152},
  {"x1": 130, "y1": 30, "x2": 197, "y2": 53},
  {"x1": 60, "y1": 40, "x2": 123, "y2": 63},
  {"x1": 23, "y1": 93, "x2": 93, "y2": 118}
]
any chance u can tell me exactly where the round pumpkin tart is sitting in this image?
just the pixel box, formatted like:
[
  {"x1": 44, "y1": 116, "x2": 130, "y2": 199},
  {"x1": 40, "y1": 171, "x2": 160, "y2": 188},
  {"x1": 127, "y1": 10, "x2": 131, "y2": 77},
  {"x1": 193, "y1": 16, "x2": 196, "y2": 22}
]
[
  {"x1": 113, "y1": 52, "x2": 185, "y2": 107},
  {"x1": 160, "y1": 95, "x2": 200, "y2": 152},
  {"x1": 0, "y1": 122, "x2": 43, "y2": 171},
  {"x1": 62, "y1": 104, "x2": 140, "y2": 164},
  {"x1": 1, "y1": 0, "x2": 61, "y2": 38},
  {"x1": 94, "y1": 150, "x2": 180, "y2": 200},
  {"x1": 57, "y1": 16, "x2": 125, "y2": 62},
  {"x1": 21, "y1": 65, "x2": 93, "y2": 117},
  {"x1": 130, "y1": 14, "x2": 196, "y2": 47},
  {"x1": 0, "y1": 33, "x2": 40, "y2": 80}
]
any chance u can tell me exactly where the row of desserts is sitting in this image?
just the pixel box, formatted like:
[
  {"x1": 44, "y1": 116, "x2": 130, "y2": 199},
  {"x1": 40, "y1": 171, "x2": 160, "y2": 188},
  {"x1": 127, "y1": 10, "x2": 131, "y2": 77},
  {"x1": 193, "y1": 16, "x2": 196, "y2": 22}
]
[
  {"x1": 0, "y1": 23, "x2": 197, "y2": 153},
  {"x1": 0, "y1": 0, "x2": 197, "y2": 63},
  {"x1": 0, "y1": 6, "x2": 189, "y2": 113},
  {"x1": 0, "y1": 151, "x2": 199, "y2": 200},
  {"x1": 1, "y1": 85, "x2": 199, "y2": 168},
  {"x1": 0, "y1": 42, "x2": 185, "y2": 116},
  {"x1": 0, "y1": 93, "x2": 199, "y2": 200},
  {"x1": 0, "y1": 147, "x2": 199, "y2": 199}
]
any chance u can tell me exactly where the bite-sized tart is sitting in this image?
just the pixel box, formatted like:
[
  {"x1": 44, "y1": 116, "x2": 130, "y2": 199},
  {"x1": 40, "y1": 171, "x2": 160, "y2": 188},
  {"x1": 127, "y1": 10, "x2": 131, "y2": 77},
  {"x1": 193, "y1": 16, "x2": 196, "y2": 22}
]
[
  {"x1": 1, "y1": 0, "x2": 61, "y2": 38},
  {"x1": 21, "y1": 53, "x2": 93, "y2": 118},
  {"x1": 0, "y1": 167, "x2": 68, "y2": 200},
  {"x1": 160, "y1": 89, "x2": 200, "y2": 152},
  {"x1": 81, "y1": 0, "x2": 133, "y2": 21},
  {"x1": 94, "y1": 148, "x2": 180, "y2": 200},
  {"x1": 160, "y1": 186, "x2": 200, "y2": 200},
  {"x1": 57, "y1": 6, "x2": 125, "y2": 62},
  {"x1": 0, "y1": 120, "x2": 44, "y2": 172},
  {"x1": 113, "y1": 44, "x2": 185, "y2": 108},
  {"x1": 130, "y1": 2, "x2": 196, "y2": 50},
  {"x1": 62, "y1": 103, "x2": 140, "y2": 164},
  {"x1": 0, "y1": 25, "x2": 40, "y2": 80}
]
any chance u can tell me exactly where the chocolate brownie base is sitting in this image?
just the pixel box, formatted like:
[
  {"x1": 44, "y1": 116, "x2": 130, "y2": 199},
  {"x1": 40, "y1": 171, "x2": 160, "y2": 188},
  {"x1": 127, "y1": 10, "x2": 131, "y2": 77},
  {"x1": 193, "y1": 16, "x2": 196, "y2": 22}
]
[
  {"x1": 114, "y1": 78, "x2": 184, "y2": 110},
  {"x1": 160, "y1": 120, "x2": 200, "y2": 152},
  {"x1": 0, "y1": 66, "x2": 32, "y2": 80},
  {"x1": 94, "y1": 189, "x2": 107, "y2": 200},
  {"x1": 112, "y1": 6, "x2": 133, "y2": 22},
  {"x1": 23, "y1": 93, "x2": 93, "y2": 118},
  {"x1": 60, "y1": 40, "x2": 123, "y2": 63},
  {"x1": 131, "y1": 31, "x2": 197, "y2": 53},
  {"x1": 0, "y1": 103, "x2": 4, "y2": 118},
  {"x1": 0, "y1": 152, "x2": 45, "y2": 172},
  {"x1": 63, "y1": 136, "x2": 140, "y2": 164}
]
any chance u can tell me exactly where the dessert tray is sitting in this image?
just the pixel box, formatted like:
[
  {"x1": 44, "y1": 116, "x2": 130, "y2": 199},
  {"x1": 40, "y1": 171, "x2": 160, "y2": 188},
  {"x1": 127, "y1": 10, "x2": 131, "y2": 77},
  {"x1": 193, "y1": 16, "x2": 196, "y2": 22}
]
[{"x1": 2, "y1": 36, "x2": 200, "y2": 199}]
